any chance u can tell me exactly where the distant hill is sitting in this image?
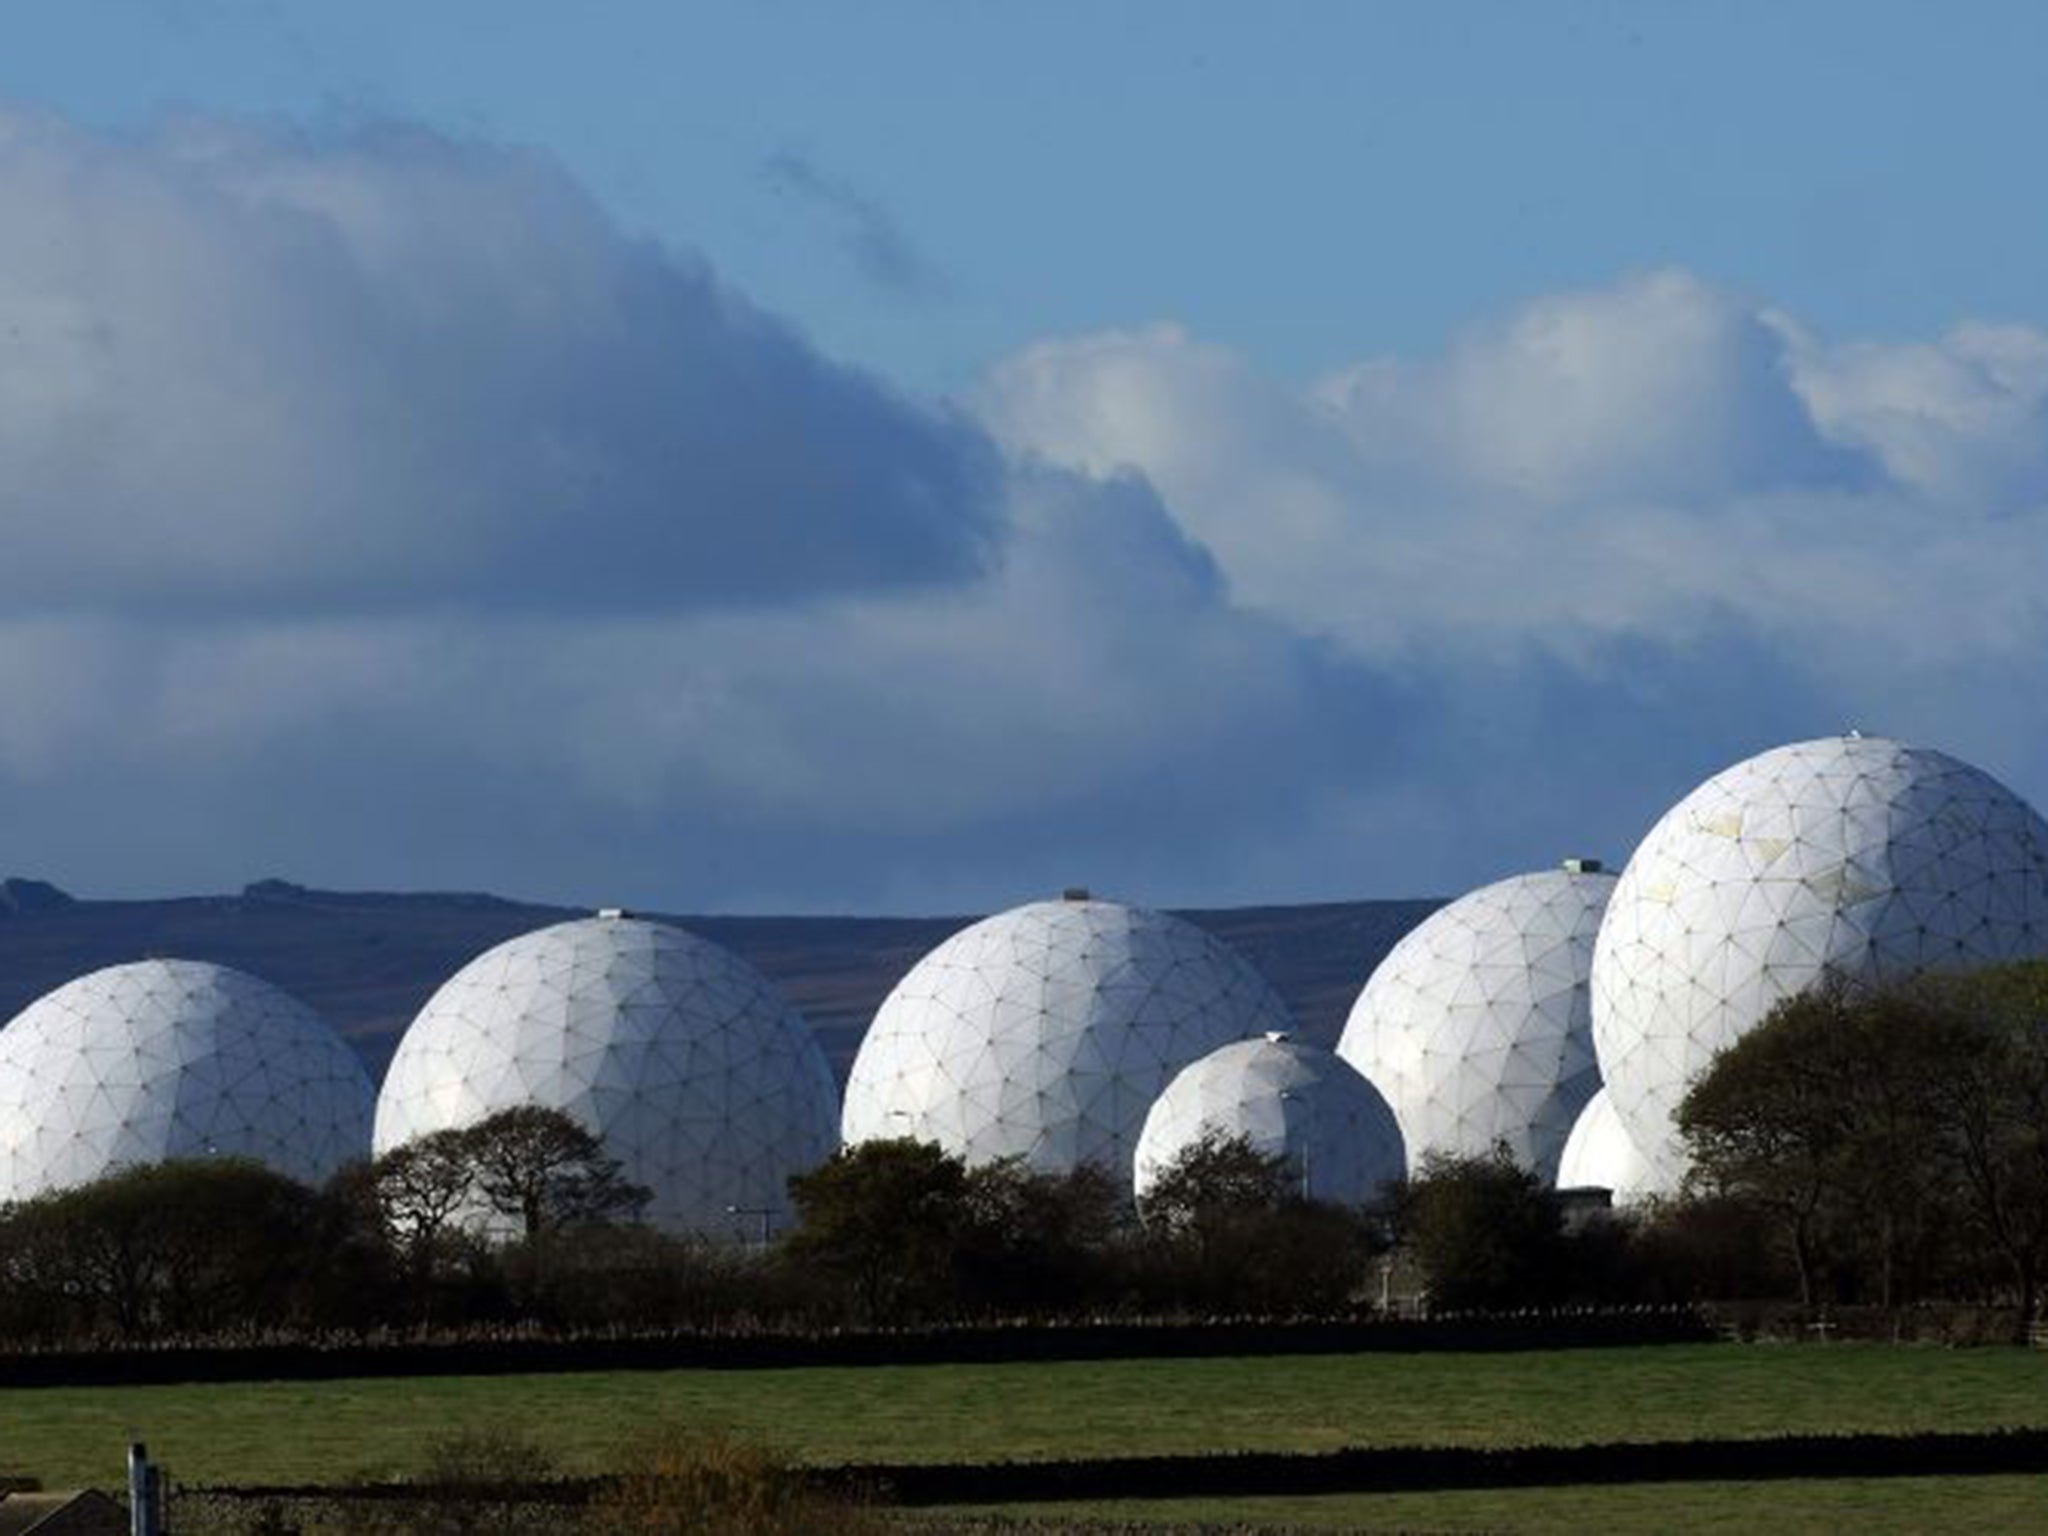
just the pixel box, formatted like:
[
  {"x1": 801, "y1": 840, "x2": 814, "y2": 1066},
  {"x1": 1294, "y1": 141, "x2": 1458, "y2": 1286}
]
[{"x1": 0, "y1": 879, "x2": 1443, "y2": 1085}]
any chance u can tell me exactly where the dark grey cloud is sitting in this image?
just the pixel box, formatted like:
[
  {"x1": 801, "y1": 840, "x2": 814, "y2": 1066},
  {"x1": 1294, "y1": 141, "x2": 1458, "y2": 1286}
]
[
  {"x1": 0, "y1": 110, "x2": 1433, "y2": 911},
  {"x1": 0, "y1": 473, "x2": 1428, "y2": 912},
  {"x1": 0, "y1": 110, "x2": 995, "y2": 619},
  {"x1": 762, "y1": 148, "x2": 944, "y2": 300}
]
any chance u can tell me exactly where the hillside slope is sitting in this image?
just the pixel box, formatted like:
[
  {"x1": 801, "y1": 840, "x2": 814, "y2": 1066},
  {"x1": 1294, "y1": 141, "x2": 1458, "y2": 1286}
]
[{"x1": 0, "y1": 880, "x2": 1442, "y2": 1084}]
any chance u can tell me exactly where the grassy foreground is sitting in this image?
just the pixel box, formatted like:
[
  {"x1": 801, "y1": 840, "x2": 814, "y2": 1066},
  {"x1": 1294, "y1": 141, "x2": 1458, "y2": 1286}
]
[{"x1": 7, "y1": 1343, "x2": 2048, "y2": 1490}]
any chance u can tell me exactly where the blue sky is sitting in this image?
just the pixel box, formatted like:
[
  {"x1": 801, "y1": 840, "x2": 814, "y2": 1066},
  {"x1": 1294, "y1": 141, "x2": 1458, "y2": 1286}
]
[
  {"x1": 0, "y1": 3, "x2": 2045, "y2": 912},
  {"x1": 16, "y1": 2, "x2": 2048, "y2": 389}
]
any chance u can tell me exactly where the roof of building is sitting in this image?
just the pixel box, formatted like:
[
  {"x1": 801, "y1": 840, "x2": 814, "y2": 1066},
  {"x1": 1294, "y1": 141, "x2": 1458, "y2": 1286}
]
[{"x1": 0, "y1": 1489, "x2": 125, "y2": 1536}]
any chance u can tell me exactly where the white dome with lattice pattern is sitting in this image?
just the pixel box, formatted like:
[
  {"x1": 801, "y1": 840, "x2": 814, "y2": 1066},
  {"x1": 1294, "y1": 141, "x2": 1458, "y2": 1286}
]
[
  {"x1": 1132, "y1": 1033, "x2": 1404, "y2": 1204},
  {"x1": 1338, "y1": 864, "x2": 1615, "y2": 1183},
  {"x1": 375, "y1": 913, "x2": 839, "y2": 1238},
  {"x1": 0, "y1": 959, "x2": 373, "y2": 1202},
  {"x1": 1592, "y1": 734, "x2": 2048, "y2": 1186}
]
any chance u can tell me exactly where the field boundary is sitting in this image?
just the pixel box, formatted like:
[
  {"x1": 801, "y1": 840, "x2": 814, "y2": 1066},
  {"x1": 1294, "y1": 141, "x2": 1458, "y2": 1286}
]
[
  {"x1": 0, "y1": 1309, "x2": 1714, "y2": 1387},
  {"x1": 179, "y1": 1427, "x2": 2048, "y2": 1509}
]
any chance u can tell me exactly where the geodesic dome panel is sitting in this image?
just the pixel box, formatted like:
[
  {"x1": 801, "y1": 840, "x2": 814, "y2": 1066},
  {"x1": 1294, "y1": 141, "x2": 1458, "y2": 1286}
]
[
  {"x1": 1337, "y1": 865, "x2": 1616, "y2": 1183},
  {"x1": 374, "y1": 914, "x2": 839, "y2": 1238},
  {"x1": 1132, "y1": 1033, "x2": 1404, "y2": 1204},
  {"x1": 1555, "y1": 1087, "x2": 1663, "y2": 1204},
  {"x1": 1592, "y1": 734, "x2": 2048, "y2": 1187},
  {"x1": 0, "y1": 959, "x2": 374, "y2": 1202},
  {"x1": 842, "y1": 896, "x2": 1293, "y2": 1188}
]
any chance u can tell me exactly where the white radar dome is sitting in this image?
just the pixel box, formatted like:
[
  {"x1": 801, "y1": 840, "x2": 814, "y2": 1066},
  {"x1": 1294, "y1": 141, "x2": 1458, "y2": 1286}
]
[
  {"x1": 843, "y1": 894, "x2": 1292, "y2": 1188},
  {"x1": 374, "y1": 914, "x2": 839, "y2": 1238},
  {"x1": 1132, "y1": 1033, "x2": 1405, "y2": 1205},
  {"x1": 1338, "y1": 863, "x2": 1616, "y2": 1183},
  {"x1": 1592, "y1": 734, "x2": 2048, "y2": 1187},
  {"x1": 1555, "y1": 1087, "x2": 1662, "y2": 1205},
  {"x1": 0, "y1": 959, "x2": 374, "y2": 1202}
]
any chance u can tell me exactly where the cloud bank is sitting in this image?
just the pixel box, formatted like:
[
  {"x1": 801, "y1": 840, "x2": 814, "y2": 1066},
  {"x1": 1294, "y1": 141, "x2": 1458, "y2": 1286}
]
[
  {"x1": 1, "y1": 109, "x2": 2045, "y2": 913},
  {"x1": 0, "y1": 109, "x2": 995, "y2": 617},
  {"x1": 982, "y1": 271, "x2": 2048, "y2": 802}
]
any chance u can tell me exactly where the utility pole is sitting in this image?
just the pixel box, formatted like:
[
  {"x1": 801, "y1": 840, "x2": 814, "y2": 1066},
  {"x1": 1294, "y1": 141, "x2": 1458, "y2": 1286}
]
[{"x1": 127, "y1": 1443, "x2": 162, "y2": 1536}]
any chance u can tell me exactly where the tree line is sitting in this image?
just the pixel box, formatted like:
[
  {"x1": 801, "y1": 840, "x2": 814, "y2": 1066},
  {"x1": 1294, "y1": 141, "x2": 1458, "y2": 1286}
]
[
  {"x1": 2, "y1": 957, "x2": 2044, "y2": 1344},
  {"x1": 0, "y1": 1119, "x2": 1717, "y2": 1342},
  {"x1": 0, "y1": 1117, "x2": 1404, "y2": 1340}
]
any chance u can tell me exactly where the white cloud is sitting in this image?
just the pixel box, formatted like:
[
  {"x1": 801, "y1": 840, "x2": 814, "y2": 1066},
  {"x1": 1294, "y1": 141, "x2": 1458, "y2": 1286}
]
[
  {"x1": 1316, "y1": 270, "x2": 1867, "y2": 505},
  {"x1": 980, "y1": 269, "x2": 2048, "y2": 680},
  {"x1": 1782, "y1": 318, "x2": 2048, "y2": 510}
]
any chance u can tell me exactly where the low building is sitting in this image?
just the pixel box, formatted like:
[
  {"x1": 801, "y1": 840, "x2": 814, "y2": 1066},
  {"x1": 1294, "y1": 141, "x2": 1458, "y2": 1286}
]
[{"x1": 0, "y1": 1490, "x2": 125, "y2": 1536}]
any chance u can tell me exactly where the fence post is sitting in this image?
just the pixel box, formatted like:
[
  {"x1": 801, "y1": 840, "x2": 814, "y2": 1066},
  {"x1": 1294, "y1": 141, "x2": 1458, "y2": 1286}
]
[{"x1": 128, "y1": 1443, "x2": 162, "y2": 1536}]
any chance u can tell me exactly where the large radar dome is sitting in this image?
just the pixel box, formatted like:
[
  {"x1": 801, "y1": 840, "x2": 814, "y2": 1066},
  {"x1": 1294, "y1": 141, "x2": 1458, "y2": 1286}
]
[
  {"x1": 1337, "y1": 864, "x2": 1615, "y2": 1183},
  {"x1": 1592, "y1": 735, "x2": 2048, "y2": 1186},
  {"x1": 374, "y1": 914, "x2": 839, "y2": 1237},
  {"x1": 1132, "y1": 1033, "x2": 1404, "y2": 1204},
  {"x1": 842, "y1": 895, "x2": 1291, "y2": 1188},
  {"x1": 0, "y1": 959, "x2": 374, "y2": 1202}
]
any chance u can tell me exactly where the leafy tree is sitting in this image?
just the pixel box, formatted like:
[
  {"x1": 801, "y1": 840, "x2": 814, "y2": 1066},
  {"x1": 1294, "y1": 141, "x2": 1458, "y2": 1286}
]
[
  {"x1": 1682, "y1": 973, "x2": 1993, "y2": 1308},
  {"x1": 1677, "y1": 962, "x2": 2048, "y2": 1326},
  {"x1": 1138, "y1": 1132, "x2": 1379, "y2": 1313},
  {"x1": 0, "y1": 1159, "x2": 324, "y2": 1337},
  {"x1": 955, "y1": 1157, "x2": 1124, "y2": 1314},
  {"x1": 1675, "y1": 999, "x2": 1842, "y2": 1307},
  {"x1": 1395, "y1": 1147, "x2": 1564, "y2": 1311},
  {"x1": 1138, "y1": 1131, "x2": 1297, "y2": 1241},
  {"x1": 529, "y1": 1222, "x2": 790, "y2": 1331},
  {"x1": 1621, "y1": 1189, "x2": 1793, "y2": 1304},
  {"x1": 783, "y1": 1138, "x2": 972, "y2": 1323},
  {"x1": 1919, "y1": 964, "x2": 2048, "y2": 1335},
  {"x1": 297, "y1": 1157, "x2": 407, "y2": 1328}
]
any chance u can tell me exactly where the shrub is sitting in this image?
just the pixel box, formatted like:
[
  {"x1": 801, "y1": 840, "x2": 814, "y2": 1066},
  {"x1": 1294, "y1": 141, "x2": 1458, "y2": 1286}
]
[
  {"x1": 350, "y1": 1423, "x2": 564, "y2": 1536},
  {"x1": 585, "y1": 1428, "x2": 884, "y2": 1536}
]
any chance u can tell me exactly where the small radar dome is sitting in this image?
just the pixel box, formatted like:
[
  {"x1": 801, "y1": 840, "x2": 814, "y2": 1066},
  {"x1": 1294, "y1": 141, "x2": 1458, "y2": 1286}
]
[{"x1": 1133, "y1": 1033, "x2": 1404, "y2": 1204}]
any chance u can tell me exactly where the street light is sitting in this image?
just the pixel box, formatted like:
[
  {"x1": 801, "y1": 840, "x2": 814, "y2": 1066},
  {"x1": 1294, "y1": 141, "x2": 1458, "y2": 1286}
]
[
  {"x1": 1278, "y1": 1089, "x2": 1314, "y2": 1202},
  {"x1": 726, "y1": 1204, "x2": 773, "y2": 1247}
]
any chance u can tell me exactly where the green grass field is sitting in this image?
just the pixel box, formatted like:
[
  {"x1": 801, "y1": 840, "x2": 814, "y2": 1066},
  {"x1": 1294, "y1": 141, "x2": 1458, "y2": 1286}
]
[{"x1": 7, "y1": 1343, "x2": 2048, "y2": 1492}]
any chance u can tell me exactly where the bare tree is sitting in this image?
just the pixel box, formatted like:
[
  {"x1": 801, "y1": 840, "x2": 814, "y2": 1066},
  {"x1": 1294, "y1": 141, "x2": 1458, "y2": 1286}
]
[
  {"x1": 459, "y1": 1105, "x2": 650, "y2": 1241},
  {"x1": 370, "y1": 1127, "x2": 485, "y2": 1321}
]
